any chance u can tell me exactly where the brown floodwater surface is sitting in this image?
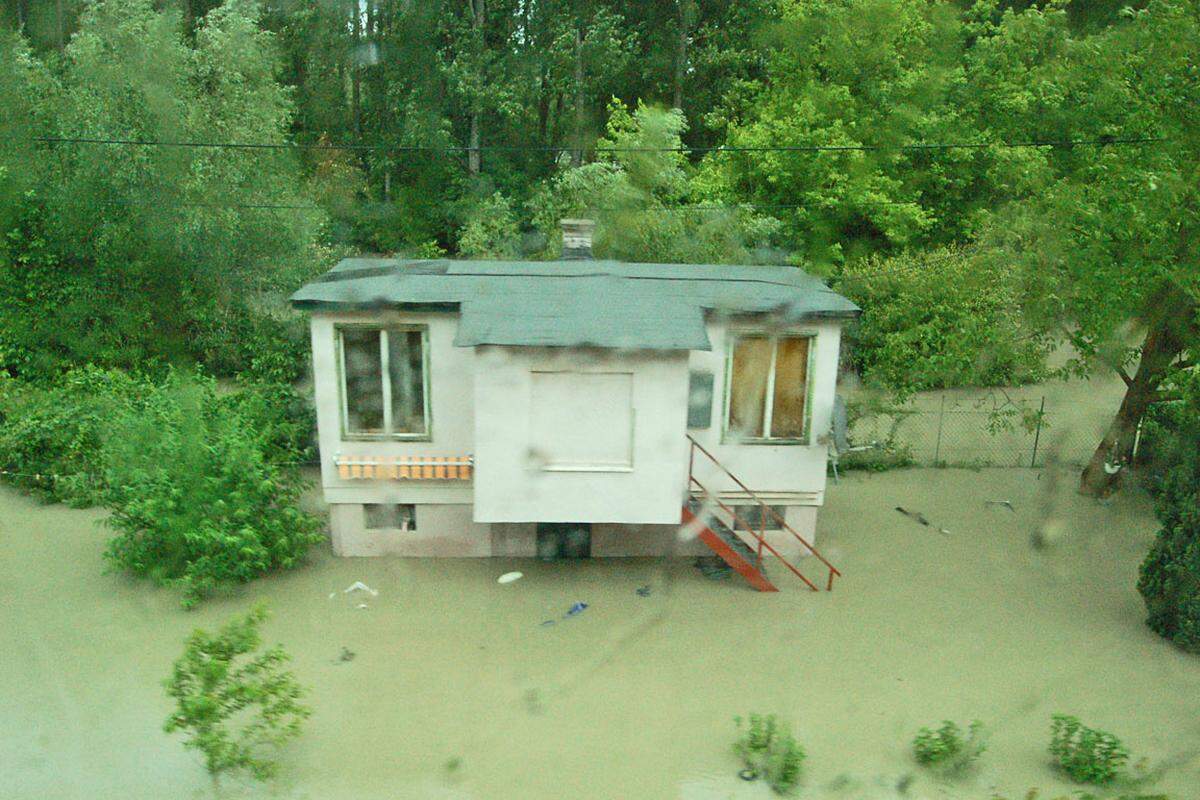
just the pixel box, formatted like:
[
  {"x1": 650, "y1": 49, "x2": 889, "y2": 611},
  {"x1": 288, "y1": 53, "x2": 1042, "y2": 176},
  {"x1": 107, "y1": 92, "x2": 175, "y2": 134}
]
[{"x1": 2, "y1": 467, "x2": 1199, "y2": 799}]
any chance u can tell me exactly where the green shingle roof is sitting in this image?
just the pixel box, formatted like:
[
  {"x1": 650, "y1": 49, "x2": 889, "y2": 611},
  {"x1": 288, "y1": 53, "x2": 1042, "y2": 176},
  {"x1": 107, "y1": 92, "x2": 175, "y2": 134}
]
[{"x1": 290, "y1": 258, "x2": 860, "y2": 351}]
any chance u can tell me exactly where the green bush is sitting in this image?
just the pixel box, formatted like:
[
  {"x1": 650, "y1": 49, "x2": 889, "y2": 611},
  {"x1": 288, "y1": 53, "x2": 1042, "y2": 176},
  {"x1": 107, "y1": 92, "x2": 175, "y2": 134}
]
[
  {"x1": 1137, "y1": 374, "x2": 1200, "y2": 653},
  {"x1": 0, "y1": 367, "x2": 154, "y2": 506},
  {"x1": 837, "y1": 247, "x2": 1048, "y2": 396},
  {"x1": 1049, "y1": 714, "x2": 1129, "y2": 784},
  {"x1": 912, "y1": 720, "x2": 987, "y2": 775},
  {"x1": 164, "y1": 605, "x2": 310, "y2": 783},
  {"x1": 734, "y1": 713, "x2": 805, "y2": 795},
  {"x1": 102, "y1": 376, "x2": 323, "y2": 607}
]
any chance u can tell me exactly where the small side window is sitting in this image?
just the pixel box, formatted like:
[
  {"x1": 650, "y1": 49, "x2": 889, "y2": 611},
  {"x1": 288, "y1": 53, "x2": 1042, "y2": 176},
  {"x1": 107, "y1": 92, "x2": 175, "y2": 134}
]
[
  {"x1": 687, "y1": 370, "x2": 714, "y2": 429},
  {"x1": 731, "y1": 505, "x2": 787, "y2": 532},
  {"x1": 364, "y1": 504, "x2": 416, "y2": 531}
]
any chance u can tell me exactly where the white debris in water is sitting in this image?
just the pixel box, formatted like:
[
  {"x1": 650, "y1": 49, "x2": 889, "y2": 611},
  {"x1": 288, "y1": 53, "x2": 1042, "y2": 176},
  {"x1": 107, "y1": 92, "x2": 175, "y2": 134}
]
[
  {"x1": 497, "y1": 571, "x2": 523, "y2": 584},
  {"x1": 357, "y1": 603, "x2": 368, "y2": 610},
  {"x1": 344, "y1": 581, "x2": 379, "y2": 597}
]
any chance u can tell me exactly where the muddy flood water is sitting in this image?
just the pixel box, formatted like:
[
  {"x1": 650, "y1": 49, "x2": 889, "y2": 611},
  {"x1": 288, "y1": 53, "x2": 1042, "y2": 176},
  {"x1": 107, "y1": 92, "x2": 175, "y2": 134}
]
[{"x1": 3, "y1": 467, "x2": 1199, "y2": 799}]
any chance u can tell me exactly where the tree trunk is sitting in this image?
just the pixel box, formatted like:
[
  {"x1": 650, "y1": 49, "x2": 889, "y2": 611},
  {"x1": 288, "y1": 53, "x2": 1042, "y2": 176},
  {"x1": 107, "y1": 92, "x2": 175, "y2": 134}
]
[
  {"x1": 1078, "y1": 318, "x2": 1187, "y2": 497},
  {"x1": 673, "y1": 1, "x2": 691, "y2": 111},
  {"x1": 572, "y1": 25, "x2": 584, "y2": 167},
  {"x1": 467, "y1": 0, "x2": 485, "y2": 177},
  {"x1": 350, "y1": 0, "x2": 362, "y2": 140}
]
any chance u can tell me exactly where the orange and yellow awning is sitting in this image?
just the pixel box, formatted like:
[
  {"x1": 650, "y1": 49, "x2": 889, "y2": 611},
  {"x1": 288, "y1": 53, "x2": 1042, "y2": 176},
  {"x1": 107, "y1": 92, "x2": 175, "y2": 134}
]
[{"x1": 335, "y1": 455, "x2": 473, "y2": 480}]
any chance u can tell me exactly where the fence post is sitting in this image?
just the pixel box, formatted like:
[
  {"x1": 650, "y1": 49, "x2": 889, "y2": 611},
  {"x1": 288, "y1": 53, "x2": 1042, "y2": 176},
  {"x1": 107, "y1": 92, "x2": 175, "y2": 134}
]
[
  {"x1": 933, "y1": 395, "x2": 946, "y2": 465},
  {"x1": 1030, "y1": 395, "x2": 1046, "y2": 468}
]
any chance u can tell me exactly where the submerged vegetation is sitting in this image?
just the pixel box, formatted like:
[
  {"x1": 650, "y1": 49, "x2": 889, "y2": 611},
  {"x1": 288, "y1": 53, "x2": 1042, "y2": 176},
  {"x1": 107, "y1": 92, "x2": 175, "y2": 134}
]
[
  {"x1": 164, "y1": 605, "x2": 310, "y2": 784},
  {"x1": 102, "y1": 375, "x2": 321, "y2": 607},
  {"x1": 733, "y1": 713, "x2": 805, "y2": 795},
  {"x1": 1048, "y1": 714, "x2": 1130, "y2": 785},
  {"x1": 912, "y1": 719, "x2": 988, "y2": 776}
]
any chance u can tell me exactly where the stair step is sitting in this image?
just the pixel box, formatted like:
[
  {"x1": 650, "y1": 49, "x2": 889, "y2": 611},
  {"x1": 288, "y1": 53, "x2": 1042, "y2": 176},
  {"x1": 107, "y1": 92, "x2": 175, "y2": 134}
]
[{"x1": 682, "y1": 500, "x2": 777, "y2": 592}]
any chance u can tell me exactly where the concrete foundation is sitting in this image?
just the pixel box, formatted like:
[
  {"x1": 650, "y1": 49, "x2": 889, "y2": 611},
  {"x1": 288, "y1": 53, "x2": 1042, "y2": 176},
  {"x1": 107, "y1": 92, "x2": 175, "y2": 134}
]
[{"x1": 328, "y1": 502, "x2": 818, "y2": 559}]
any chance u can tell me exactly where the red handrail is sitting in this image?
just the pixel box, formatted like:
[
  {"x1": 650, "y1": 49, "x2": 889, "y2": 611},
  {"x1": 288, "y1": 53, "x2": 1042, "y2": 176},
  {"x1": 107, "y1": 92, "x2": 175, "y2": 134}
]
[
  {"x1": 690, "y1": 476, "x2": 819, "y2": 591},
  {"x1": 686, "y1": 434, "x2": 841, "y2": 591}
]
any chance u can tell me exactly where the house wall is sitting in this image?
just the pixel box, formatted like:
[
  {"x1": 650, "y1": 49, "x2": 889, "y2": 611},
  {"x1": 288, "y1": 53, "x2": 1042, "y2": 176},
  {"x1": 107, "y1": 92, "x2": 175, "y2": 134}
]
[
  {"x1": 308, "y1": 309, "x2": 842, "y2": 557},
  {"x1": 685, "y1": 318, "x2": 841, "y2": 509},
  {"x1": 472, "y1": 346, "x2": 691, "y2": 524}
]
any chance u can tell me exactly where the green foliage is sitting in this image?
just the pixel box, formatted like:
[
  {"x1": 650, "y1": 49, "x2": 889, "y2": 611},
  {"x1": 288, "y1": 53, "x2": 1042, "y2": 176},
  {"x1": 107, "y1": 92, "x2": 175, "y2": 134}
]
[
  {"x1": 1137, "y1": 372, "x2": 1200, "y2": 652},
  {"x1": 0, "y1": 367, "x2": 154, "y2": 506},
  {"x1": 733, "y1": 713, "x2": 805, "y2": 795},
  {"x1": 164, "y1": 605, "x2": 310, "y2": 782},
  {"x1": 102, "y1": 375, "x2": 322, "y2": 607},
  {"x1": 0, "y1": 0, "x2": 324, "y2": 379},
  {"x1": 457, "y1": 192, "x2": 521, "y2": 259},
  {"x1": 1048, "y1": 714, "x2": 1130, "y2": 785},
  {"x1": 912, "y1": 719, "x2": 987, "y2": 775},
  {"x1": 529, "y1": 100, "x2": 782, "y2": 264},
  {"x1": 838, "y1": 247, "x2": 1047, "y2": 395}
]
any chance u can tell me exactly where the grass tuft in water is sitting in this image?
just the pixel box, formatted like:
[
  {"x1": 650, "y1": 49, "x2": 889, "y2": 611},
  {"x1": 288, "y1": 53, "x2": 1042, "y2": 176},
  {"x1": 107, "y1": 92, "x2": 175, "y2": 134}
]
[{"x1": 733, "y1": 713, "x2": 805, "y2": 795}]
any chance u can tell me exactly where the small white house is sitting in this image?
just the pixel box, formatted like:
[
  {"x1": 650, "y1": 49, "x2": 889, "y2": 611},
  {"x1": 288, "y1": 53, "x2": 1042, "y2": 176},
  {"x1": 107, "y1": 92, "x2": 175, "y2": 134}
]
[{"x1": 291, "y1": 221, "x2": 860, "y2": 590}]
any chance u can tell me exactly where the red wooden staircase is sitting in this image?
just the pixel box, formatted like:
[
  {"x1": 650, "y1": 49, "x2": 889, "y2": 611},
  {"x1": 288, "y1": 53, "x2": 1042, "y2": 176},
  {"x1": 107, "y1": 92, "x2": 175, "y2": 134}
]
[{"x1": 683, "y1": 434, "x2": 842, "y2": 593}]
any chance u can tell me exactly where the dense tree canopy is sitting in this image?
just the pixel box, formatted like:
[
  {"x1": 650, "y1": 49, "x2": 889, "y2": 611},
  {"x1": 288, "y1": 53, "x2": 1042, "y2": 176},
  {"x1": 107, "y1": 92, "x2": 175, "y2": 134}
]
[{"x1": 0, "y1": 0, "x2": 1196, "y2": 495}]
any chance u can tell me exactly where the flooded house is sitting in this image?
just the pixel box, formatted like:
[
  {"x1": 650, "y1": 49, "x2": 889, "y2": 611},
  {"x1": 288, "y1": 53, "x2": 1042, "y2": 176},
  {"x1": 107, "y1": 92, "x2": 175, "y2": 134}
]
[{"x1": 291, "y1": 220, "x2": 860, "y2": 590}]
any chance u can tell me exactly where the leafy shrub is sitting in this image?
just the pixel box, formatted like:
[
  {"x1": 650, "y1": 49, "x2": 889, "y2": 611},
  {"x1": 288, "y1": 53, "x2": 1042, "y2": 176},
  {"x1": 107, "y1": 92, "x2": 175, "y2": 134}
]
[
  {"x1": 1137, "y1": 372, "x2": 1200, "y2": 652},
  {"x1": 0, "y1": 367, "x2": 154, "y2": 506},
  {"x1": 734, "y1": 713, "x2": 805, "y2": 795},
  {"x1": 912, "y1": 720, "x2": 987, "y2": 775},
  {"x1": 1049, "y1": 714, "x2": 1129, "y2": 784},
  {"x1": 102, "y1": 376, "x2": 323, "y2": 607},
  {"x1": 164, "y1": 605, "x2": 310, "y2": 784},
  {"x1": 837, "y1": 247, "x2": 1048, "y2": 396}
]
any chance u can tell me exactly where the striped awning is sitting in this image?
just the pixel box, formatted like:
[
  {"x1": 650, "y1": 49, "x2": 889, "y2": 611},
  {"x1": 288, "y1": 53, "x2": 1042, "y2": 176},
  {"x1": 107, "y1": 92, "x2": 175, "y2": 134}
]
[{"x1": 335, "y1": 455, "x2": 473, "y2": 480}]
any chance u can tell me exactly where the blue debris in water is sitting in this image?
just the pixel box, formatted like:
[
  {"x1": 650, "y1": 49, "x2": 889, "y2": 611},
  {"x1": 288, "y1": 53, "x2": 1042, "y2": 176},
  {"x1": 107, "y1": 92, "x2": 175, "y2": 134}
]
[
  {"x1": 635, "y1": 585, "x2": 652, "y2": 597},
  {"x1": 565, "y1": 602, "x2": 588, "y2": 617}
]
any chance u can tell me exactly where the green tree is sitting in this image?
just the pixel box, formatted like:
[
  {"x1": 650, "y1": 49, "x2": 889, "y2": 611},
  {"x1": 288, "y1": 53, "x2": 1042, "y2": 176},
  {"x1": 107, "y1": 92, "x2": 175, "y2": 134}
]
[
  {"x1": 164, "y1": 605, "x2": 310, "y2": 785},
  {"x1": 102, "y1": 375, "x2": 322, "y2": 607},
  {"x1": 1, "y1": 0, "x2": 323, "y2": 378},
  {"x1": 530, "y1": 99, "x2": 780, "y2": 262},
  {"x1": 838, "y1": 246, "x2": 1047, "y2": 394},
  {"x1": 971, "y1": 1, "x2": 1200, "y2": 495},
  {"x1": 1138, "y1": 372, "x2": 1200, "y2": 652},
  {"x1": 697, "y1": 0, "x2": 994, "y2": 265}
]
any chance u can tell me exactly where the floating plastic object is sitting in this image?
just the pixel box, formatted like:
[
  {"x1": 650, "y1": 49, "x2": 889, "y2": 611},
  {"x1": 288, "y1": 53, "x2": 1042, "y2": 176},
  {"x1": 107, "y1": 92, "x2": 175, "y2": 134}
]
[
  {"x1": 540, "y1": 619, "x2": 556, "y2": 627},
  {"x1": 344, "y1": 581, "x2": 378, "y2": 596},
  {"x1": 497, "y1": 571, "x2": 523, "y2": 584},
  {"x1": 986, "y1": 499, "x2": 1015, "y2": 512},
  {"x1": 566, "y1": 602, "x2": 588, "y2": 617},
  {"x1": 357, "y1": 603, "x2": 369, "y2": 610},
  {"x1": 635, "y1": 585, "x2": 652, "y2": 597}
]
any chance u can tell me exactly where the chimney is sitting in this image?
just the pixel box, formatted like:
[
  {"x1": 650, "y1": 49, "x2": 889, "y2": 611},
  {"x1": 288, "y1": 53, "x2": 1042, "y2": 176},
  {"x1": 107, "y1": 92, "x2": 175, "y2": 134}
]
[{"x1": 560, "y1": 218, "x2": 595, "y2": 260}]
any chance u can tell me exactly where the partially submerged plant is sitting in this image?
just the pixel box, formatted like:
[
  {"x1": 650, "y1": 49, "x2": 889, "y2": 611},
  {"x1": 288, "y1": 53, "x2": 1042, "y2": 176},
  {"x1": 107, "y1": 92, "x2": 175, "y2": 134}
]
[
  {"x1": 1049, "y1": 714, "x2": 1129, "y2": 784},
  {"x1": 164, "y1": 606, "x2": 310, "y2": 786},
  {"x1": 912, "y1": 719, "x2": 988, "y2": 775},
  {"x1": 734, "y1": 713, "x2": 805, "y2": 795}
]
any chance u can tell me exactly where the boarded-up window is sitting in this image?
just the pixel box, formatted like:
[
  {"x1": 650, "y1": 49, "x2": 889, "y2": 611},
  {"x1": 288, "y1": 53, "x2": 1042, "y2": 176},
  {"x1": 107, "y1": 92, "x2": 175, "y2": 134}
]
[
  {"x1": 339, "y1": 327, "x2": 429, "y2": 438},
  {"x1": 530, "y1": 371, "x2": 633, "y2": 469},
  {"x1": 725, "y1": 334, "x2": 811, "y2": 441}
]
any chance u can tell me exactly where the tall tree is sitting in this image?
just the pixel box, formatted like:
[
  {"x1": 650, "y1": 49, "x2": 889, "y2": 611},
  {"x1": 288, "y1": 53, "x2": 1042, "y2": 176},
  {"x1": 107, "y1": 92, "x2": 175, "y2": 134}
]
[{"x1": 971, "y1": 1, "x2": 1199, "y2": 496}]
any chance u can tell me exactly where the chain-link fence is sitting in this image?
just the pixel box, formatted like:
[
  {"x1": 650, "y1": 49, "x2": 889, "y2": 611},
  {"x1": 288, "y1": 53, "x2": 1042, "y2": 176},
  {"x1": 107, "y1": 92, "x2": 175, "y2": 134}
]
[{"x1": 843, "y1": 394, "x2": 1104, "y2": 469}]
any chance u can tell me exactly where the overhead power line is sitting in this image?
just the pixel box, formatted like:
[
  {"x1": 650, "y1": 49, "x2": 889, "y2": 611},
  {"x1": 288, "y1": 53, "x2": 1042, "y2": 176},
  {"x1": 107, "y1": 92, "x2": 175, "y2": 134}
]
[{"x1": 21, "y1": 134, "x2": 1167, "y2": 154}]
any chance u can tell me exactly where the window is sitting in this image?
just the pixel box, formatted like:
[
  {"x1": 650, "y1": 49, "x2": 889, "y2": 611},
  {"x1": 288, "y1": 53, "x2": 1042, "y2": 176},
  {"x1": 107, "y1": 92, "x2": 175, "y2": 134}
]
[
  {"x1": 731, "y1": 505, "x2": 787, "y2": 532},
  {"x1": 338, "y1": 326, "x2": 429, "y2": 439},
  {"x1": 364, "y1": 504, "x2": 416, "y2": 531},
  {"x1": 725, "y1": 334, "x2": 812, "y2": 442}
]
